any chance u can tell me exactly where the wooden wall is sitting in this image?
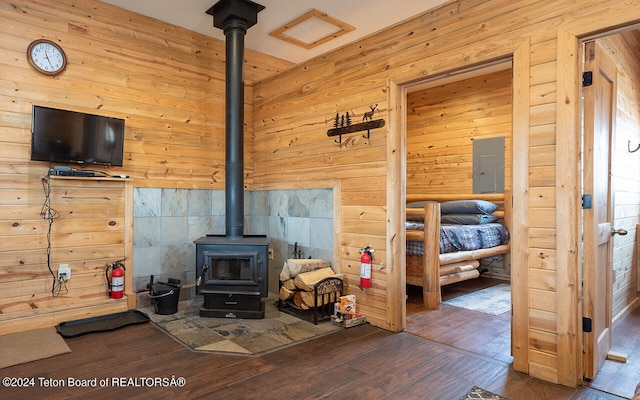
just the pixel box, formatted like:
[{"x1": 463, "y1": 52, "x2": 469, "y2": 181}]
[
  {"x1": 406, "y1": 68, "x2": 512, "y2": 194},
  {"x1": 0, "y1": 0, "x2": 292, "y2": 335},
  {"x1": 253, "y1": 0, "x2": 640, "y2": 387},
  {"x1": 522, "y1": 31, "x2": 564, "y2": 385}
]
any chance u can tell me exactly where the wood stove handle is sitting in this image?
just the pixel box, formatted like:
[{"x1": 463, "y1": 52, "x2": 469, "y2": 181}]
[{"x1": 197, "y1": 264, "x2": 208, "y2": 286}]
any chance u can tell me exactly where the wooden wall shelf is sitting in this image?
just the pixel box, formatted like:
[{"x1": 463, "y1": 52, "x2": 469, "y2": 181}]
[{"x1": 48, "y1": 175, "x2": 130, "y2": 182}]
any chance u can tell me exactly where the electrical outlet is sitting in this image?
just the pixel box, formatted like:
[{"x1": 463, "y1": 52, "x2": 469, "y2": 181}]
[
  {"x1": 268, "y1": 248, "x2": 274, "y2": 260},
  {"x1": 58, "y1": 264, "x2": 71, "y2": 281}
]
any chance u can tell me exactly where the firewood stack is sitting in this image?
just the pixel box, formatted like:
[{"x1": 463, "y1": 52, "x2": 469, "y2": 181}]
[{"x1": 279, "y1": 259, "x2": 341, "y2": 310}]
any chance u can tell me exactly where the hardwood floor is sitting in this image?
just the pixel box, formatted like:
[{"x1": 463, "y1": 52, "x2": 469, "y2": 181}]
[
  {"x1": 587, "y1": 306, "x2": 640, "y2": 399},
  {"x1": 406, "y1": 277, "x2": 640, "y2": 399},
  {"x1": 406, "y1": 278, "x2": 513, "y2": 364},
  {"x1": 0, "y1": 305, "x2": 627, "y2": 400}
]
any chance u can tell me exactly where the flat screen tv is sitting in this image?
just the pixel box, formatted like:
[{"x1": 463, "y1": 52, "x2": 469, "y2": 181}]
[{"x1": 30, "y1": 105, "x2": 125, "y2": 167}]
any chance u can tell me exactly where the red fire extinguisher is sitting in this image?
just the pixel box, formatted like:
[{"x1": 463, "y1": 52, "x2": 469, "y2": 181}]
[
  {"x1": 106, "y1": 259, "x2": 126, "y2": 299},
  {"x1": 360, "y1": 247, "x2": 374, "y2": 289}
]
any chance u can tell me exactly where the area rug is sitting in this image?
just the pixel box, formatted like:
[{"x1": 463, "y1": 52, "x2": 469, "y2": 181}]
[
  {"x1": 0, "y1": 327, "x2": 71, "y2": 369},
  {"x1": 443, "y1": 284, "x2": 511, "y2": 315},
  {"x1": 461, "y1": 386, "x2": 510, "y2": 399},
  {"x1": 139, "y1": 294, "x2": 341, "y2": 356}
]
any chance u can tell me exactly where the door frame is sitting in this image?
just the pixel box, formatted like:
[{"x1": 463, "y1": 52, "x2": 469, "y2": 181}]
[
  {"x1": 388, "y1": 55, "x2": 522, "y2": 363},
  {"x1": 555, "y1": 30, "x2": 584, "y2": 387}
]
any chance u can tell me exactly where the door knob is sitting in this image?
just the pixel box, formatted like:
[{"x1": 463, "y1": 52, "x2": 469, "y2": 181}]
[{"x1": 611, "y1": 228, "x2": 628, "y2": 236}]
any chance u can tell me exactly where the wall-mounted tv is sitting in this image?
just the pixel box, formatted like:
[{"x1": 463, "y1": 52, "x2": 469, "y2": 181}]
[{"x1": 31, "y1": 105, "x2": 125, "y2": 167}]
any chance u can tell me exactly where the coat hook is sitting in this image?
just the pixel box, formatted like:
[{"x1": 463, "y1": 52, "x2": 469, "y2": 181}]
[{"x1": 629, "y1": 140, "x2": 640, "y2": 153}]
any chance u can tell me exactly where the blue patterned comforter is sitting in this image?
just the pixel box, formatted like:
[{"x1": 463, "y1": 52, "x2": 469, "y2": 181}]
[{"x1": 406, "y1": 222, "x2": 509, "y2": 256}]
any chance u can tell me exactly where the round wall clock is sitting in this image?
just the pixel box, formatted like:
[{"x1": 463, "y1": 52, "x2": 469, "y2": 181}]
[{"x1": 27, "y1": 39, "x2": 67, "y2": 76}]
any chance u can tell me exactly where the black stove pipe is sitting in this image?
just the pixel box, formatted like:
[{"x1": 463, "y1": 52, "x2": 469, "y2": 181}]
[
  {"x1": 207, "y1": 0, "x2": 264, "y2": 239},
  {"x1": 223, "y1": 18, "x2": 246, "y2": 239}
]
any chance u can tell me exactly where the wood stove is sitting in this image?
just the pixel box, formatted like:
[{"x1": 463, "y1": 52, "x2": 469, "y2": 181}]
[
  {"x1": 195, "y1": 0, "x2": 268, "y2": 319},
  {"x1": 195, "y1": 235, "x2": 269, "y2": 318}
]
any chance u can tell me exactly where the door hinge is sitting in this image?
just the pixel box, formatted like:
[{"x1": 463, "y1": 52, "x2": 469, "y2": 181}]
[
  {"x1": 583, "y1": 71, "x2": 593, "y2": 87},
  {"x1": 582, "y1": 194, "x2": 592, "y2": 209},
  {"x1": 583, "y1": 317, "x2": 593, "y2": 333}
]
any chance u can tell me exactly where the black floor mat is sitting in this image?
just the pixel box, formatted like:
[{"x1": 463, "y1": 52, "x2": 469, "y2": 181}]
[{"x1": 56, "y1": 310, "x2": 150, "y2": 338}]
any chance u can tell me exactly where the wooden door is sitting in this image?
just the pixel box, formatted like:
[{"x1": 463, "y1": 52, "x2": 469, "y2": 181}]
[{"x1": 582, "y1": 40, "x2": 616, "y2": 380}]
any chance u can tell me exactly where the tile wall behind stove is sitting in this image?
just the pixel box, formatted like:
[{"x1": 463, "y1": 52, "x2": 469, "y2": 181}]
[{"x1": 132, "y1": 188, "x2": 334, "y2": 306}]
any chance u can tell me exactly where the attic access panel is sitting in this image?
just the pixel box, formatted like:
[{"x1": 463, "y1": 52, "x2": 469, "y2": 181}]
[
  {"x1": 269, "y1": 9, "x2": 354, "y2": 50},
  {"x1": 473, "y1": 136, "x2": 505, "y2": 194}
]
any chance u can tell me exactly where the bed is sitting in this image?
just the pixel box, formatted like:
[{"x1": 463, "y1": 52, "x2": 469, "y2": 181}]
[{"x1": 405, "y1": 192, "x2": 511, "y2": 309}]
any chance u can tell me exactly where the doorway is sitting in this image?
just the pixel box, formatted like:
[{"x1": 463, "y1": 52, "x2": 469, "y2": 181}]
[{"x1": 403, "y1": 62, "x2": 513, "y2": 363}]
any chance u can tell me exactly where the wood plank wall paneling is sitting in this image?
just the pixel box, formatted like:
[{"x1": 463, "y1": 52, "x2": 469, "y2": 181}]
[
  {"x1": 528, "y1": 29, "x2": 564, "y2": 382},
  {"x1": 406, "y1": 68, "x2": 512, "y2": 195},
  {"x1": 0, "y1": 176, "x2": 131, "y2": 333},
  {"x1": 0, "y1": 0, "x2": 293, "y2": 334},
  {"x1": 252, "y1": 0, "x2": 640, "y2": 387}
]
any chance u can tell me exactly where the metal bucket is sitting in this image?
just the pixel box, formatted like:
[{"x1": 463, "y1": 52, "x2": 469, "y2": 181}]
[{"x1": 148, "y1": 277, "x2": 181, "y2": 315}]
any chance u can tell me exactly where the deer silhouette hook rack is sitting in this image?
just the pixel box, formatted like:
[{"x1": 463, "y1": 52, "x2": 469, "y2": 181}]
[{"x1": 327, "y1": 104, "x2": 385, "y2": 143}]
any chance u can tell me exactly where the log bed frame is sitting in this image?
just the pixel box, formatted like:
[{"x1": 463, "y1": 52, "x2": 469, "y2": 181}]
[{"x1": 405, "y1": 192, "x2": 511, "y2": 310}]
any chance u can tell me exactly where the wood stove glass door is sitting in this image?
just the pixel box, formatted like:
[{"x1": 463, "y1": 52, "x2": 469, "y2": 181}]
[{"x1": 204, "y1": 251, "x2": 258, "y2": 287}]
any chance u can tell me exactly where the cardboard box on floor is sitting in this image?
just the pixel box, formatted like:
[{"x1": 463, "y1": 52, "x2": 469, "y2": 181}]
[
  {"x1": 337, "y1": 294, "x2": 356, "y2": 314},
  {"x1": 334, "y1": 295, "x2": 366, "y2": 328}
]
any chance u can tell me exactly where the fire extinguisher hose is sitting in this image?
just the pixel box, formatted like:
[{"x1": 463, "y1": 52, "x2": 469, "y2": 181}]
[{"x1": 105, "y1": 265, "x2": 112, "y2": 294}]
